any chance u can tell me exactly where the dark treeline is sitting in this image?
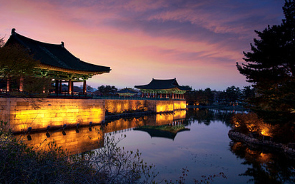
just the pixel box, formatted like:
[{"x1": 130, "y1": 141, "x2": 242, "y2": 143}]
[{"x1": 185, "y1": 86, "x2": 255, "y2": 106}]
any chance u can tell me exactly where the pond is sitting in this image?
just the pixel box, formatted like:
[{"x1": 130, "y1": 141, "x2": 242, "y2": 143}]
[{"x1": 16, "y1": 108, "x2": 295, "y2": 183}]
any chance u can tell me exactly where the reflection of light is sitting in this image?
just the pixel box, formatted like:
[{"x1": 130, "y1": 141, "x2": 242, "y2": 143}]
[
  {"x1": 173, "y1": 110, "x2": 186, "y2": 120},
  {"x1": 17, "y1": 126, "x2": 105, "y2": 155},
  {"x1": 156, "y1": 102, "x2": 174, "y2": 112},
  {"x1": 156, "y1": 114, "x2": 173, "y2": 125},
  {"x1": 258, "y1": 153, "x2": 271, "y2": 163}
]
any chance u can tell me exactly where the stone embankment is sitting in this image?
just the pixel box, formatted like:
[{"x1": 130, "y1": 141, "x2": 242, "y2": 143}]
[{"x1": 228, "y1": 130, "x2": 295, "y2": 158}]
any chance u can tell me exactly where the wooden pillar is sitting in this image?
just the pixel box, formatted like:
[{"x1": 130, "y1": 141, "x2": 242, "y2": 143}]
[
  {"x1": 71, "y1": 81, "x2": 74, "y2": 96},
  {"x1": 55, "y1": 80, "x2": 59, "y2": 94},
  {"x1": 68, "y1": 79, "x2": 72, "y2": 95},
  {"x1": 19, "y1": 76, "x2": 24, "y2": 92},
  {"x1": 42, "y1": 77, "x2": 46, "y2": 93},
  {"x1": 83, "y1": 80, "x2": 86, "y2": 94},
  {"x1": 59, "y1": 80, "x2": 63, "y2": 94},
  {"x1": 6, "y1": 77, "x2": 10, "y2": 93}
]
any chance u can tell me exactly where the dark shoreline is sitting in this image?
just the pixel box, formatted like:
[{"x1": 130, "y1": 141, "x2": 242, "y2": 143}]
[
  {"x1": 187, "y1": 105, "x2": 248, "y2": 111},
  {"x1": 228, "y1": 129, "x2": 295, "y2": 159}
]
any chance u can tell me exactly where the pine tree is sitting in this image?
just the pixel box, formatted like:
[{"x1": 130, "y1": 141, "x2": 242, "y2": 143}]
[{"x1": 237, "y1": 0, "x2": 295, "y2": 123}]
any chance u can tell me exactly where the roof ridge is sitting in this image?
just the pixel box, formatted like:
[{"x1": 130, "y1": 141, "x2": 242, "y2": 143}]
[{"x1": 14, "y1": 31, "x2": 63, "y2": 47}]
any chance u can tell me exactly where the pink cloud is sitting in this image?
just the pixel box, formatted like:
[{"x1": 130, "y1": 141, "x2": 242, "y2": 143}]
[{"x1": 0, "y1": 0, "x2": 284, "y2": 90}]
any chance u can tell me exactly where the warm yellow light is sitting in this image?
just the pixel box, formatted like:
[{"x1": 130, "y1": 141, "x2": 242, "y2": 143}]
[
  {"x1": 258, "y1": 153, "x2": 271, "y2": 163},
  {"x1": 173, "y1": 110, "x2": 186, "y2": 120},
  {"x1": 9, "y1": 99, "x2": 105, "y2": 132}
]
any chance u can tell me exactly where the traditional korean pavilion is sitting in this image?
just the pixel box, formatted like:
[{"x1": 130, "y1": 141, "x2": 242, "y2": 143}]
[
  {"x1": 134, "y1": 78, "x2": 191, "y2": 99},
  {"x1": 3, "y1": 28, "x2": 111, "y2": 95}
]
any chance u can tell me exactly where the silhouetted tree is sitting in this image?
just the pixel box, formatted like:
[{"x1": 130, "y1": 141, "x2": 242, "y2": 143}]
[
  {"x1": 0, "y1": 41, "x2": 51, "y2": 95},
  {"x1": 185, "y1": 88, "x2": 214, "y2": 106},
  {"x1": 237, "y1": 0, "x2": 295, "y2": 123},
  {"x1": 225, "y1": 86, "x2": 242, "y2": 103},
  {"x1": 0, "y1": 43, "x2": 38, "y2": 78},
  {"x1": 97, "y1": 85, "x2": 117, "y2": 96},
  {"x1": 242, "y1": 86, "x2": 255, "y2": 99},
  {"x1": 86, "y1": 85, "x2": 94, "y2": 92},
  {"x1": 216, "y1": 86, "x2": 241, "y2": 105}
]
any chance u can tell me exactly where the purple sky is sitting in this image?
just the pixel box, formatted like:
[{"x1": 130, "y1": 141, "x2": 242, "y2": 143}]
[{"x1": 0, "y1": 0, "x2": 285, "y2": 90}]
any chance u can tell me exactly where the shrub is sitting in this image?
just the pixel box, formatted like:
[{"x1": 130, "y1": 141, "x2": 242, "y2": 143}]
[{"x1": 0, "y1": 121, "x2": 158, "y2": 183}]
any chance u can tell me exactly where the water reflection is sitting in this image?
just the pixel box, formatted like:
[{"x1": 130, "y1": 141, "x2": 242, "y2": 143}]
[
  {"x1": 230, "y1": 141, "x2": 295, "y2": 184},
  {"x1": 15, "y1": 126, "x2": 104, "y2": 155},
  {"x1": 186, "y1": 108, "x2": 235, "y2": 126},
  {"x1": 134, "y1": 123, "x2": 190, "y2": 140},
  {"x1": 15, "y1": 110, "x2": 187, "y2": 155},
  {"x1": 13, "y1": 108, "x2": 295, "y2": 183}
]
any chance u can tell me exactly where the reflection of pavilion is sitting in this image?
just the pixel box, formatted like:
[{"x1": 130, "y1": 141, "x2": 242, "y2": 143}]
[
  {"x1": 134, "y1": 124, "x2": 190, "y2": 140},
  {"x1": 134, "y1": 112, "x2": 189, "y2": 140}
]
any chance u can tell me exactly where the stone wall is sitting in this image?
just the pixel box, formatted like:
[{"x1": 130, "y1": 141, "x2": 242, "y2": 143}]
[
  {"x1": 105, "y1": 99, "x2": 186, "y2": 114},
  {"x1": 0, "y1": 98, "x2": 105, "y2": 133},
  {"x1": 0, "y1": 98, "x2": 186, "y2": 133},
  {"x1": 105, "y1": 99, "x2": 147, "y2": 113}
]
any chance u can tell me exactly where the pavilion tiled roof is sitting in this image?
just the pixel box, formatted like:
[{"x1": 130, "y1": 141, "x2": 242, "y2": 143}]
[
  {"x1": 135, "y1": 78, "x2": 191, "y2": 91},
  {"x1": 5, "y1": 29, "x2": 111, "y2": 74}
]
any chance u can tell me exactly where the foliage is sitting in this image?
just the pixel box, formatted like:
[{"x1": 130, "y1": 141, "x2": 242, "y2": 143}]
[
  {"x1": 186, "y1": 86, "x2": 254, "y2": 107},
  {"x1": 231, "y1": 112, "x2": 295, "y2": 143},
  {"x1": 237, "y1": 0, "x2": 295, "y2": 123},
  {"x1": 0, "y1": 122, "x2": 103, "y2": 183},
  {"x1": 0, "y1": 37, "x2": 4, "y2": 47},
  {"x1": 97, "y1": 85, "x2": 118, "y2": 96},
  {"x1": 0, "y1": 44, "x2": 39, "y2": 77},
  {"x1": 230, "y1": 141, "x2": 295, "y2": 184},
  {"x1": 0, "y1": 121, "x2": 159, "y2": 184},
  {"x1": 231, "y1": 113, "x2": 267, "y2": 135},
  {"x1": 217, "y1": 86, "x2": 242, "y2": 105},
  {"x1": 185, "y1": 88, "x2": 214, "y2": 106},
  {"x1": 163, "y1": 167, "x2": 227, "y2": 184},
  {"x1": 271, "y1": 122, "x2": 295, "y2": 143},
  {"x1": 84, "y1": 133, "x2": 158, "y2": 183},
  {"x1": 0, "y1": 41, "x2": 52, "y2": 95},
  {"x1": 241, "y1": 86, "x2": 255, "y2": 103}
]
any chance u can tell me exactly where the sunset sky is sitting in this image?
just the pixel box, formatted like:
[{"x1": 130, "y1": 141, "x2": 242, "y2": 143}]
[{"x1": 0, "y1": 0, "x2": 285, "y2": 91}]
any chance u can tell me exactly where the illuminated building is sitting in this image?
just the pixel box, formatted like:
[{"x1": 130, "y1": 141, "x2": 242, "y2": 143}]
[
  {"x1": 2, "y1": 28, "x2": 111, "y2": 94},
  {"x1": 135, "y1": 78, "x2": 191, "y2": 99}
]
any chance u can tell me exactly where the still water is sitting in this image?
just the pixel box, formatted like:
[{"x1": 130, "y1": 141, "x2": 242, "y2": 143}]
[{"x1": 16, "y1": 108, "x2": 295, "y2": 183}]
